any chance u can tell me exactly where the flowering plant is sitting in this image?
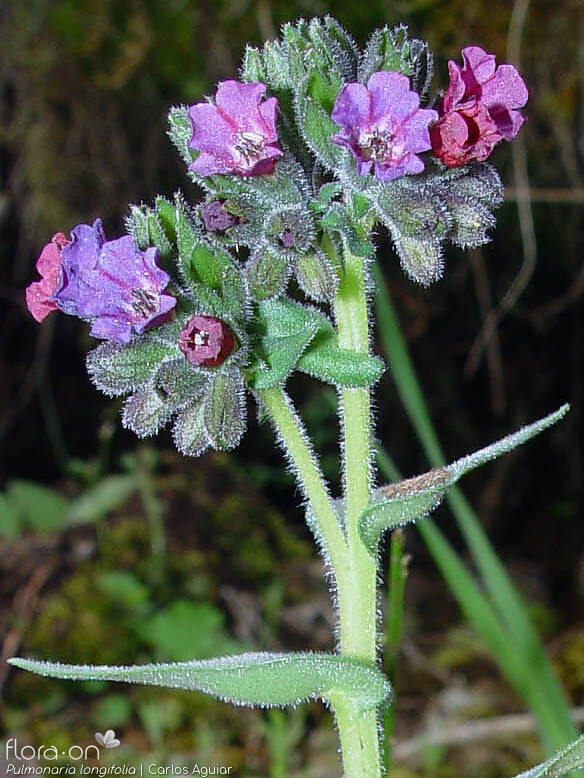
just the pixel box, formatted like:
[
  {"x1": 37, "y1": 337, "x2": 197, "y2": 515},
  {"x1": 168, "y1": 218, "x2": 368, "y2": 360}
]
[{"x1": 12, "y1": 17, "x2": 584, "y2": 778}]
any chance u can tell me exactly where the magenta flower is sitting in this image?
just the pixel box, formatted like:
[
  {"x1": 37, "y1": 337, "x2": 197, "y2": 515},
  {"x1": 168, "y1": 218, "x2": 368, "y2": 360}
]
[
  {"x1": 54, "y1": 219, "x2": 176, "y2": 344},
  {"x1": 25, "y1": 232, "x2": 70, "y2": 322},
  {"x1": 179, "y1": 315, "x2": 236, "y2": 367},
  {"x1": 189, "y1": 81, "x2": 283, "y2": 178},
  {"x1": 430, "y1": 46, "x2": 528, "y2": 167},
  {"x1": 331, "y1": 71, "x2": 438, "y2": 182}
]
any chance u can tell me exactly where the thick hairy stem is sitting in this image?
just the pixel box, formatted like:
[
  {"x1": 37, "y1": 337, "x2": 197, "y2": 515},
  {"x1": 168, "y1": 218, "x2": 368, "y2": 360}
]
[{"x1": 333, "y1": 246, "x2": 383, "y2": 777}]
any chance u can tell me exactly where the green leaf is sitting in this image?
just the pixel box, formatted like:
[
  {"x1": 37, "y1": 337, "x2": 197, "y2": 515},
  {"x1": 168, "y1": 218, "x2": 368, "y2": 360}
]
[
  {"x1": 298, "y1": 337, "x2": 384, "y2": 387},
  {"x1": 295, "y1": 86, "x2": 343, "y2": 170},
  {"x1": 322, "y1": 204, "x2": 373, "y2": 258},
  {"x1": 248, "y1": 299, "x2": 332, "y2": 389},
  {"x1": 515, "y1": 733, "x2": 584, "y2": 777},
  {"x1": 155, "y1": 196, "x2": 176, "y2": 243},
  {"x1": 168, "y1": 105, "x2": 195, "y2": 167},
  {"x1": 66, "y1": 475, "x2": 138, "y2": 526},
  {"x1": 203, "y1": 371, "x2": 246, "y2": 451},
  {"x1": 87, "y1": 340, "x2": 176, "y2": 397},
  {"x1": 9, "y1": 652, "x2": 390, "y2": 712},
  {"x1": 360, "y1": 405, "x2": 570, "y2": 552},
  {"x1": 0, "y1": 493, "x2": 21, "y2": 537},
  {"x1": 173, "y1": 399, "x2": 209, "y2": 458},
  {"x1": 96, "y1": 571, "x2": 150, "y2": 609},
  {"x1": 295, "y1": 250, "x2": 338, "y2": 302},
  {"x1": 121, "y1": 388, "x2": 170, "y2": 438},
  {"x1": 8, "y1": 481, "x2": 69, "y2": 533},
  {"x1": 246, "y1": 251, "x2": 290, "y2": 302}
]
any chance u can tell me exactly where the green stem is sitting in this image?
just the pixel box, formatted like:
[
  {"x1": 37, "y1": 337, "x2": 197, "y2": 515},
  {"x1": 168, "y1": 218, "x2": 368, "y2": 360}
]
[
  {"x1": 333, "y1": 245, "x2": 383, "y2": 777},
  {"x1": 259, "y1": 245, "x2": 384, "y2": 778},
  {"x1": 257, "y1": 386, "x2": 346, "y2": 576}
]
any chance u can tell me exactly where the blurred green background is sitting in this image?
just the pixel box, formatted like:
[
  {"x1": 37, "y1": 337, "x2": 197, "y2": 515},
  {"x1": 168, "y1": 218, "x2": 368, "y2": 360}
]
[{"x1": 1, "y1": 1, "x2": 583, "y2": 776}]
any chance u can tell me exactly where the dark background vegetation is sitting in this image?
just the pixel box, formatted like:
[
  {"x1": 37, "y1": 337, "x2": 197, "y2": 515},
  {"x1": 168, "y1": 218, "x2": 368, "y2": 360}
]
[{"x1": 1, "y1": 1, "x2": 583, "y2": 776}]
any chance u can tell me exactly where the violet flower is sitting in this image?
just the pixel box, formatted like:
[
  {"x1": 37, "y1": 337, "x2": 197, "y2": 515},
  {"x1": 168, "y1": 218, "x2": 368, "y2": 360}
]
[
  {"x1": 189, "y1": 81, "x2": 283, "y2": 178},
  {"x1": 179, "y1": 315, "x2": 236, "y2": 367},
  {"x1": 201, "y1": 200, "x2": 243, "y2": 233},
  {"x1": 430, "y1": 46, "x2": 528, "y2": 167},
  {"x1": 331, "y1": 71, "x2": 438, "y2": 182},
  {"x1": 54, "y1": 219, "x2": 176, "y2": 344},
  {"x1": 26, "y1": 232, "x2": 70, "y2": 322}
]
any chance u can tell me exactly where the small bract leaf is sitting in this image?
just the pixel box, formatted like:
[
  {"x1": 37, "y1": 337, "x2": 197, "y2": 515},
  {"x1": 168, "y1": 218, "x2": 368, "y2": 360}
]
[
  {"x1": 87, "y1": 340, "x2": 176, "y2": 397},
  {"x1": 394, "y1": 234, "x2": 444, "y2": 287},
  {"x1": 173, "y1": 399, "x2": 210, "y2": 458},
  {"x1": 514, "y1": 732, "x2": 584, "y2": 777},
  {"x1": 246, "y1": 251, "x2": 290, "y2": 302},
  {"x1": 204, "y1": 371, "x2": 246, "y2": 451},
  {"x1": 298, "y1": 339, "x2": 384, "y2": 387},
  {"x1": 295, "y1": 87, "x2": 344, "y2": 171},
  {"x1": 121, "y1": 388, "x2": 170, "y2": 438},
  {"x1": 295, "y1": 250, "x2": 338, "y2": 302},
  {"x1": 156, "y1": 360, "x2": 208, "y2": 408},
  {"x1": 360, "y1": 405, "x2": 570, "y2": 552},
  {"x1": 248, "y1": 299, "x2": 333, "y2": 389},
  {"x1": 168, "y1": 106, "x2": 195, "y2": 168},
  {"x1": 8, "y1": 652, "x2": 391, "y2": 712},
  {"x1": 323, "y1": 204, "x2": 373, "y2": 258}
]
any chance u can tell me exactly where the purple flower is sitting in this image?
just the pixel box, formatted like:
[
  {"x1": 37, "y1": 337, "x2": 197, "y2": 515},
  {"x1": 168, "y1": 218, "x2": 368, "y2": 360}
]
[
  {"x1": 188, "y1": 81, "x2": 283, "y2": 178},
  {"x1": 430, "y1": 47, "x2": 528, "y2": 167},
  {"x1": 54, "y1": 219, "x2": 176, "y2": 344},
  {"x1": 179, "y1": 315, "x2": 236, "y2": 367},
  {"x1": 331, "y1": 71, "x2": 438, "y2": 182},
  {"x1": 201, "y1": 200, "x2": 244, "y2": 233}
]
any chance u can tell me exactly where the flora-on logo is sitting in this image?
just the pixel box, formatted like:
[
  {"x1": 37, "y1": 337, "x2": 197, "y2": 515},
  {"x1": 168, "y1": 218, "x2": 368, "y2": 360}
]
[{"x1": 94, "y1": 730, "x2": 120, "y2": 749}]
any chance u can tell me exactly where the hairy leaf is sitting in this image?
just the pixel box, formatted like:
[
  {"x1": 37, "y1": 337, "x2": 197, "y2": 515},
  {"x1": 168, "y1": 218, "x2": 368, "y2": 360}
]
[
  {"x1": 248, "y1": 299, "x2": 333, "y2": 389},
  {"x1": 87, "y1": 340, "x2": 176, "y2": 397},
  {"x1": 298, "y1": 338, "x2": 384, "y2": 387},
  {"x1": 9, "y1": 652, "x2": 391, "y2": 712},
  {"x1": 360, "y1": 405, "x2": 570, "y2": 551},
  {"x1": 514, "y1": 733, "x2": 584, "y2": 777},
  {"x1": 204, "y1": 371, "x2": 246, "y2": 451},
  {"x1": 121, "y1": 388, "x2": 170, "y2": 438},
  {"x1": 173, "y1": 399, "x2": 210, "y2": 458}
]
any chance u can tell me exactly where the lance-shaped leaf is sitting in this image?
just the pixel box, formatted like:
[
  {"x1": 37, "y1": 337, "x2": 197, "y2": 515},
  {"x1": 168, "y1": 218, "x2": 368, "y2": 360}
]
[
  {"x1": 248, "y1": 299, "x2": 333, "y2": 390},
  {"x1": 359, "y1": 405, "x2": 570, "y2": 552},
  {"x1": 514, "y1": 732, "x2": 584, "y2": 777},
  {"x1": 297, "y1": 334, "x2": 385, "y2": 387},
  {"x1": 8, "y1": 652, "x2": 391, "y2": 713},
  {"x1": 87, "y1": 340, "x2": 176, "y2": 397}
]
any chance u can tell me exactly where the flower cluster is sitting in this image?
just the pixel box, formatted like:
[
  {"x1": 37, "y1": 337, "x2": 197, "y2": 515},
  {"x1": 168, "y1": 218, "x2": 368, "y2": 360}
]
[{"x1": 25, "y1": 19, "x2": 528, "y2": 456}]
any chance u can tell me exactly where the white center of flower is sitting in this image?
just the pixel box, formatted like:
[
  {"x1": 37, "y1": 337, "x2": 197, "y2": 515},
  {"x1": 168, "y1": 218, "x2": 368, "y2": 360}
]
[
  {"x1": 359, "y1": 128, "x2": 404, "y2": 165},
  {"x1": 194, "y1": 330, "x2": 209, "y2": 347},
  {"x1": 130, "y1": 288, "x2": 157, "y2": 318},
  {"x1": 234, "y1": 131, "x2": 265, "y2": 164}
]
